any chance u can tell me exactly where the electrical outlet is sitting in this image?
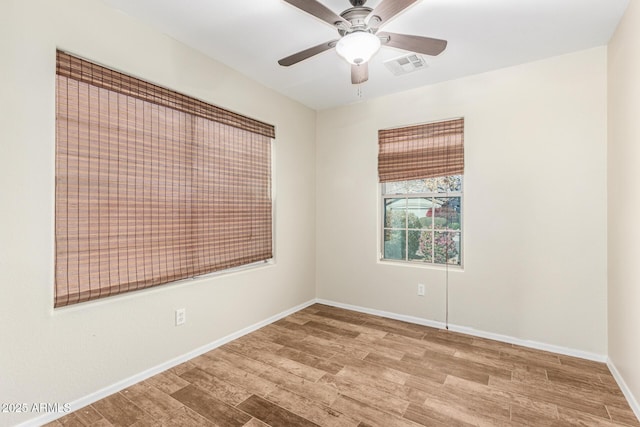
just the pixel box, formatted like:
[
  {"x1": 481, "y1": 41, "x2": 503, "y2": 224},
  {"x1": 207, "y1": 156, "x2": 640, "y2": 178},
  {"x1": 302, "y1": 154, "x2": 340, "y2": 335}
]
[
  {"x1": 175, "y1": 308, "x2": 186, "y2": 326},
  {"x1": 417, "y1": 284, "x2": 425, "y2": 296}
]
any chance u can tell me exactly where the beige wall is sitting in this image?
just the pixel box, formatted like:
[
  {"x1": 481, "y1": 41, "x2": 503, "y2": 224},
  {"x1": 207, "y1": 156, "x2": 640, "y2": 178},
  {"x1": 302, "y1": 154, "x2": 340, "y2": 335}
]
[
  {"x1": 0, "y1": 0, "x2": 316, "y2": 425},
  {"x1": 316, "y1": 47, "x2": 608, "y2": 355},
  {"x1": 0, "y1": 0, "x2": 629, "y2": 424},
  {"x1": 608, "y1": 0, "x2": 640, "y2": 412}
]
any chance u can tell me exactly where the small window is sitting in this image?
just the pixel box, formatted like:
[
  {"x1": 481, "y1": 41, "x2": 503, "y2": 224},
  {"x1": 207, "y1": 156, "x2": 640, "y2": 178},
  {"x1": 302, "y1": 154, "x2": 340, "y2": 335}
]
[
  {"x1": 378, "y1": 118, "x2": 464, "y2": 267},
  {"x1": 382, "y1": 176, "x2": 462, "y2": 266}
]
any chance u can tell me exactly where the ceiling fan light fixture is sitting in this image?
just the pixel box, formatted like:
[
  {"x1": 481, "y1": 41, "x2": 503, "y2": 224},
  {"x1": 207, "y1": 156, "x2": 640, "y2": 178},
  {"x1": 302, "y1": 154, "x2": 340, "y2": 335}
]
[{"x1": 336, "y1": 31, "x2": 381, "y2": 65}]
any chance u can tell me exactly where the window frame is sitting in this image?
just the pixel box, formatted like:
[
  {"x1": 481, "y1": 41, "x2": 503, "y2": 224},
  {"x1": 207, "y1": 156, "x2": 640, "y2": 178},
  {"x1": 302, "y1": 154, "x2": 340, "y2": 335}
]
[{"x1": 380, "y1": 177, "x2": 464, "y2": 269}]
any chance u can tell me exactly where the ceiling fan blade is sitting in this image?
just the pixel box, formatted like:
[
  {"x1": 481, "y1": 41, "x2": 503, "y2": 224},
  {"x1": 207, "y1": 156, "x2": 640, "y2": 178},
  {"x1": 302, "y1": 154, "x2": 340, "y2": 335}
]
[
  {"x1": 278, "y1": 40, "x2": 339, "y2": 66},
  {"x1": 351, "y1": 63, "x2": 369, "y2": 84},
  {"x1": 283, "y1": 0, "x2": 350, "y2": 29},
  {"x1": 366, "y1": 0, "x2": 419, "y2": 29},
  {"x1": 378, "y1": 31, "x2": 447, "y2": 56}
]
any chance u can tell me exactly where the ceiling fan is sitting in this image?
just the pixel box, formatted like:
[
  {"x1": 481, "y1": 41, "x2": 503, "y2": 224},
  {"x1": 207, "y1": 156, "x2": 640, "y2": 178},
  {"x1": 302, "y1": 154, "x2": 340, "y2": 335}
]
[{"x1": 278, "y1": 0, "x2": 448, "y2": 84}]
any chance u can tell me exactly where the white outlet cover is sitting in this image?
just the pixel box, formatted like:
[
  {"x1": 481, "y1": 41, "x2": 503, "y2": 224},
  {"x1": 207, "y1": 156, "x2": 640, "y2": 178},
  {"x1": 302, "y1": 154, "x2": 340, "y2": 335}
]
[{"x1": 175, "y1": 308, "x2": 186, "y2": 326}]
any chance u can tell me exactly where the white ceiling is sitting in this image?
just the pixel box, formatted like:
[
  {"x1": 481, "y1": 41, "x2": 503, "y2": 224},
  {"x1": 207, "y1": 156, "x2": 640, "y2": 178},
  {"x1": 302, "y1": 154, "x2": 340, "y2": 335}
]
[{"x1": 101, "y1": 0, "x2": 628, "y2": 110}]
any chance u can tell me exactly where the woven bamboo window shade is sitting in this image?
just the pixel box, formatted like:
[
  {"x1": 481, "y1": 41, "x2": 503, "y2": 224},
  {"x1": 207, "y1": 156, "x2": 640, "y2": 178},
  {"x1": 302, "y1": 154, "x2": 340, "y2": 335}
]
[
  {"x1": 378, "y1": 118, "x2": 464, "y2": 182},
  {"x1": 55, "y1": 51, "x2": 274, "y2": 308}
]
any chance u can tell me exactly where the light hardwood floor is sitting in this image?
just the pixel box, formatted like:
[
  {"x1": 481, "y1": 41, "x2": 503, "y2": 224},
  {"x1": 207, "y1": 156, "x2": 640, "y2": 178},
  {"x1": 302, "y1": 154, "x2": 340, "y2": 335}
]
[{"x1": 48, "y1": 304, "x2": 639, "y2": 427}]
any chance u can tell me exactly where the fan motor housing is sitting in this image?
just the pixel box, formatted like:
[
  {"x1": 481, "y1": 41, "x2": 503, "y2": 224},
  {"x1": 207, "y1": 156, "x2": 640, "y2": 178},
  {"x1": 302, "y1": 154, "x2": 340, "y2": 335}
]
[{"x1": 339, "y1": 7, "x2": 374, "y2": 35}]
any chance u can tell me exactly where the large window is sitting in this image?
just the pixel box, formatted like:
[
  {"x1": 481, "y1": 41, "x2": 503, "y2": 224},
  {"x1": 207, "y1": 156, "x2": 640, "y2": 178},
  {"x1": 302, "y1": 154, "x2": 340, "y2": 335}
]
[
  {"x1": 55, "y1": 51, "x2": 274, "y2": 307},
  {"x1": 378, "y1": 118, "x2": 464, "y2": 266}
]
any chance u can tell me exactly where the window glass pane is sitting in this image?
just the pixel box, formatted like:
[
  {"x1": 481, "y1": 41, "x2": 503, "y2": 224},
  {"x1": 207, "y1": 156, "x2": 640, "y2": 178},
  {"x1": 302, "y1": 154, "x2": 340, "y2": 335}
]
[
  {"x1": 434, "y1": 231, "x2": 461, "y2": 265},
  {"x1": 407, "y1": 198, "x2": 433, "y2": 229},
  {"x1": 408, "y1": 230, "x2": 426, "y2": 260},
  {"x1": 384, "y1": 230, "x2": 405, "y2": 260},
  {"x1": 385, "y1": 198, "x2": 406, "y2": 228},
  {"x1": 437, "y1": 175, "x2": 463, "y2": 193},
  {"x1": 404, "y1": 179, "x2": 431, "y2": 194},
  {"x1": 383, "y1": 181, "x2": 408, "y2": 194},
  {"x1": 393, "y1": 176, "x2": 462, "y2": 194},
  {"x1": 418, "y1": 230, "x2": 433, "y2": 262},
  {"x1": 449, "y1": 232, "x2": 462, "y2": 265},
  {"x1": 431, "y1": 197, "x2": 462, "y2": 230}
]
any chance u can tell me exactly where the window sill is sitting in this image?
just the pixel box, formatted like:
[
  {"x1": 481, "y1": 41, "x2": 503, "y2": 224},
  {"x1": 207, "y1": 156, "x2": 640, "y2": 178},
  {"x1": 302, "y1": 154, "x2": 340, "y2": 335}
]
[
  {"x1": 52, "y1": 258, "x2": 276, "y2": 313},
  {"x1": 377, "y1": 258, "x2": 464, "y2": 272}
]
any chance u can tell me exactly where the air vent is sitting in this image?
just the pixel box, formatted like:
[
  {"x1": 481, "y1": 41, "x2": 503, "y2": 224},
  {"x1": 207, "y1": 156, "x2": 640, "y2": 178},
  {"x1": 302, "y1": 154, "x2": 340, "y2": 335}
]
[{"x1": 384, "y1": 54, "x2": 428, "y2": 76}]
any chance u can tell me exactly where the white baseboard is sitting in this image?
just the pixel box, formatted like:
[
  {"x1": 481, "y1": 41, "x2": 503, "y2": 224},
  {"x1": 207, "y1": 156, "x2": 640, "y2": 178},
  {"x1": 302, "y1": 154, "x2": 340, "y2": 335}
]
[
  {"x1": 315, "y1": 298, "x2": 607, "y2": 363},
  {"x1": 315, "y1": 298, "x2": 448, "y2": 330},
  {"x1": 17, "y1": 299, "x2": 316, "y2": 427},
  {"x1": 607, "y1": 359, "x2": 640, "y2": 422}
]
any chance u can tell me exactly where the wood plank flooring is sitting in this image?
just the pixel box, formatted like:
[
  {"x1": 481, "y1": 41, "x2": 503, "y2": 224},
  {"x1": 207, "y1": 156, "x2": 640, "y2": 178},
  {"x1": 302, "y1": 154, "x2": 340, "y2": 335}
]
[{"x1": 47, "y1": 304, "x2": 639, "y2": 427}]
